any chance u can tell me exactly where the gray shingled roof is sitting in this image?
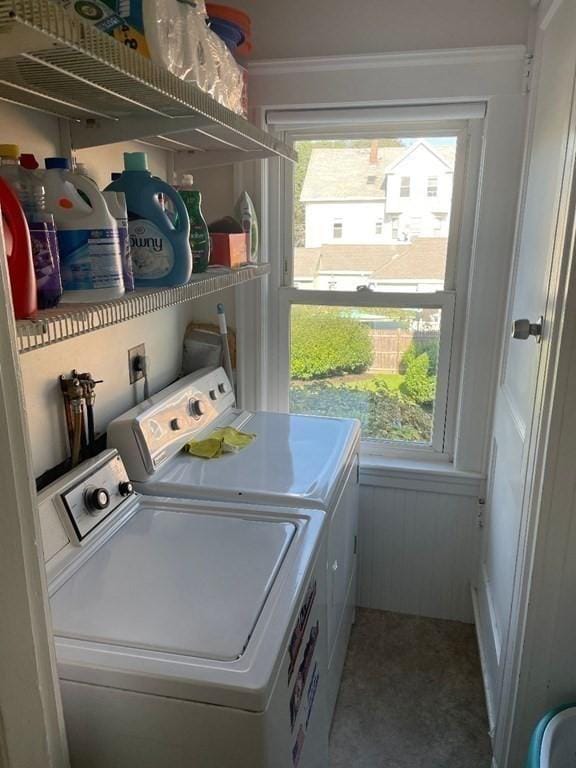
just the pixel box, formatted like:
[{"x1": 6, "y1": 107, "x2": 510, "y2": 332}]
[
  {"x1": 300, "y1": 141, "x2": 455, "y2": 202},
  {"x1": 294, "y1": 238, "x2": 447, "y2": 281}
]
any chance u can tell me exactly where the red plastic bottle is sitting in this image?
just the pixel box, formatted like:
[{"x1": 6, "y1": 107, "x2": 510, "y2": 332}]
[{"x1": 0, "y1": 176, "x2": 36, "y2": 318}]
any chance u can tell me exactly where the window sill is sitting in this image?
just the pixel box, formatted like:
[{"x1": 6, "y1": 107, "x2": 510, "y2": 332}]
[{"x1": 359, "y1": 452, "x2": 485, "y2": 497}]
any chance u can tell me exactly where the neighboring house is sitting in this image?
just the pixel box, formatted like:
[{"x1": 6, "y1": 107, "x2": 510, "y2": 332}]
[
  {"x1": 294, "y1": 238, "x2": 447, "y2": 295},
  {"x1": 300, "y1": 140, "x2": 454, "y2": 247}
]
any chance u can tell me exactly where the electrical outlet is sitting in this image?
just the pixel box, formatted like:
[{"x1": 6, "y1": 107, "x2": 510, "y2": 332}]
[{"x1": 128, "y1": 343, "x2": 146, "y2": 385}]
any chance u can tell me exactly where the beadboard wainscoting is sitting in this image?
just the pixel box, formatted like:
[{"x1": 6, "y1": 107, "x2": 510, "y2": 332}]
[{"x1": 357, "y1": 465, "x2": 485, "y2": 623}]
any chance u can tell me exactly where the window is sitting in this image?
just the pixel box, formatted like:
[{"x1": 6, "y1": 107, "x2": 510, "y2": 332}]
[
  {"x1": 367, "y1": 175, "x2": 377, "y2": 185},
  {"x1": 427, "y1": 176, "x2": 439, "y2": 197},
  {"x1": 400, "y1": 176, "x2": 411, "y2": 197},
  {"x1": 275, "y1": 121, "x2": 474, "y2": 456},
  {"x1": 409, "y1": 217, "x2": 422, "y2": 237},
  {"x1": 434, "y1": 214, "x2": 446, "y2": 234},
  {"x1": 332, "y1": 219, "x2": 343, "y2": 239}
]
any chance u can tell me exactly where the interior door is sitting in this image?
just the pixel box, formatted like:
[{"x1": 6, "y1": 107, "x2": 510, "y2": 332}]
[{"x1": 476, "y1": 0, "x2": 576, "y2": 758}]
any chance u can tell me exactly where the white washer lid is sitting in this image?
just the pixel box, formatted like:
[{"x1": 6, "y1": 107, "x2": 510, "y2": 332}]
[
  {"x1": 149, "y1": 412, "x2": 359, "y2": 507},
  {"x1": 50, "y1": 508, "x2": 295, "y2": 661}
]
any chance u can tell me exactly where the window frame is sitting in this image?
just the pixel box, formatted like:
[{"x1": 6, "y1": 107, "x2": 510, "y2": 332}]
[
  {"x1": 400, "y1": 175, "x2": 411, "y2": 197},
  {"x1": 272, "y1": 118, "x2": 480, "y2": 459},
  {"x1": 427, "y1": 176, "x2": 439, "y2": 197}
]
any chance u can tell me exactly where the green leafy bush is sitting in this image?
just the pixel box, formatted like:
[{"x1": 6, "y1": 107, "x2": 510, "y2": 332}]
[
  {"x1": 291, "y1": 307, "x2": 373, "y2": 380},
  {"x1": 401, "y1": 353, "x2": 436, "y2": 404},
  {"x1": 289, "y1": 380, "x2": 432, "y2": 443},
  {"x1": 400, "y1": 338, "x2": 439, "y2": 375}
]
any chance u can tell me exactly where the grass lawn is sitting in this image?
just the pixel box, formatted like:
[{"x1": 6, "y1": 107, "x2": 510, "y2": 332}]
[{"x1": 299, "y1": 372, "x2": 406, "y2": 391}]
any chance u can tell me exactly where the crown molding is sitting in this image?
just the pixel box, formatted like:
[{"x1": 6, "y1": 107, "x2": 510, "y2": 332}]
[{"x1": 248, "y1": 46, "x2": 527, "y2": 77}]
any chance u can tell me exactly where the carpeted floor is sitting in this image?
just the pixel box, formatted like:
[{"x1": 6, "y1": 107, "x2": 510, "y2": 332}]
[{"x1": 330, "y1": 609, "x2": 492, "y2": 768}]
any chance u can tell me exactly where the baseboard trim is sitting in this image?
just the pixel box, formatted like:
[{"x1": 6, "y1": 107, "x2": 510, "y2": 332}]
[{"x1": 472, "y1": 584, "x2": 497, "y2": 740}]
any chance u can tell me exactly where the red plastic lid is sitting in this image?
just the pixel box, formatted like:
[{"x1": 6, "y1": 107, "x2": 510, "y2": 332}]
[{"x1": 19, "y1": 153, "x2": 39, "y2": 170}]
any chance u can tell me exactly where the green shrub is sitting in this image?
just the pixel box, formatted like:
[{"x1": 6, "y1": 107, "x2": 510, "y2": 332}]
[
  {"x1": 400, "y1": 338, "x2": 439, "y2": 375},
  {"x1": 401, "y1": 353, "x2": 436, "y2": 404},
  {"x1": 289, "y1": 380, "x2": 432, "y2": 442},
  {"x1": 291, "y1": 307, "x2": 373, "y2": 380}
]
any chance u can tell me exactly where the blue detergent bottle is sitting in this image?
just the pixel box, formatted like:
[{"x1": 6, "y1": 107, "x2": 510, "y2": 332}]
[{"x1": 106, "y1": 152, "x2": 192, "y2": 287}]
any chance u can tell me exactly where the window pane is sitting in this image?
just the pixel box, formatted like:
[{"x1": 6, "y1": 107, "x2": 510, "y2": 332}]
[
  {"x1": 289, "y1": 305, "x2": 441, "y2": 444},
  {"x1": 294, "y1": 137, "x2": 457, "y2": 292}
]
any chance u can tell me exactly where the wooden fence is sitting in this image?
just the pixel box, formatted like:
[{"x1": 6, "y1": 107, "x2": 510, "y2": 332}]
[{"x1": 368, "y1": 329, "x2": 440, "y2": 373}]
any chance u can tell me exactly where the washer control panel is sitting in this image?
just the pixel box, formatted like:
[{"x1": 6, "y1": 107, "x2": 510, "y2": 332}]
[{"x1": 61, "y1": 453, "x2": 133, "y2": 541}]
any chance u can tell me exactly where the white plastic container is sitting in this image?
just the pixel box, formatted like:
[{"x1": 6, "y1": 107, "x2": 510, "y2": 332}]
[
  {"x1": 103, "y1": 190, "x2": 135, "y2": 292},
  {"x1": 44, "y1": 158, "x2": 124, "y2": 303}
]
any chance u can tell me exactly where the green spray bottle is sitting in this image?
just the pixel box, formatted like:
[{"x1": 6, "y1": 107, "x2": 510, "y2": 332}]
[{"x1": 178, "y1": 175, "x2": 210, "y2": 274}]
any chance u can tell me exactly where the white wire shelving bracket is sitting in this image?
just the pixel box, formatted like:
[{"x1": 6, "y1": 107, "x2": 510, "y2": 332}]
[
  {"x1": 16, "y1": 265, "x2": 270, "y2": 353},
  {"x1": 0, "y1": 0, "x2": 296, "y2": 165}
]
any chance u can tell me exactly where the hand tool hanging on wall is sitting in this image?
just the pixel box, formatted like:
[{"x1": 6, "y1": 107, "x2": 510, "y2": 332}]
[{"x1": 60, "y1": 371, "x2": 102, "y2": 467}]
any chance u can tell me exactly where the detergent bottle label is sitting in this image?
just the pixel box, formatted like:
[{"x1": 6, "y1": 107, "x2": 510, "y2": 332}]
[
  {"x1": 129, "y1": 219, "x2": 175, "y2": 279},
  {"x1": 29, "y1": 220, "x2": 63, "y2": 308},
  {"x1": 58, "y1": 228, "x2": 123, "y2": 291},
  {"x1": 116, "y1": 217, "x2": 134, "y2": 291}
]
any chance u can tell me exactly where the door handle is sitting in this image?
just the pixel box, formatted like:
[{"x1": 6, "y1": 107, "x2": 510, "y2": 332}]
[{"x1": 512, "y1": 316, "x2": 543, "y2": 343}]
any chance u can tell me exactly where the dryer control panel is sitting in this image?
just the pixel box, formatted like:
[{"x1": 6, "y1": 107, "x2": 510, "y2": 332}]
[{"x1": 108, "y1": 367, "x2": 236, "y2": 480}]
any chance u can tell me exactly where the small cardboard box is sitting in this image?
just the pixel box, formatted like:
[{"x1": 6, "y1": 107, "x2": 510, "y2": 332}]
[{"x1": 209, "y1": 233, "x2": 250, "y2": 268}]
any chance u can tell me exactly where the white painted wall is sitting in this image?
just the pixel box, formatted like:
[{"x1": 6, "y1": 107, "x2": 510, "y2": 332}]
[
  {"x1": 358, "y1": 469, "x2": 483, "y2": 622},
  {"x1": 240, "y1": 0, "x2": 531, "y2": 60}
]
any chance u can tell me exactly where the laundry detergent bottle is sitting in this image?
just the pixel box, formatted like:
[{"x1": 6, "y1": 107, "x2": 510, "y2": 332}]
[
  {"x1": 0, "y1": 176, "x2": 36, "y2": 318},
  {"x1": 44, "y1": 157, "x2": 124, "y2": 302},
  {"x1": 0, "y1": 146, "x2": 62, "y2": 309},
  {"x1": 103, "y1": 190, "x2": 134, "y2": 291},
  {"x1": 106, "y1": 152, "x2": 192, "y2": 287}
]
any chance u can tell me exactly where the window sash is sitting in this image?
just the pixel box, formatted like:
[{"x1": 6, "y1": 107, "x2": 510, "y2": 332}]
[
  {"x1": 268, "y1": 115, "x2": 482, "y2": 458},
  {"x1": 278, "y1": 287, "x2": 456, "y2": 454}
]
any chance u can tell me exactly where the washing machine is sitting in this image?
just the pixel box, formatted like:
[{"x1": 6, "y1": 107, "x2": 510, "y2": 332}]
[
  {"x1": 38, "y1": 449, "x2": 328, "y2": 768},
  {"x1": 108, "y1": 366, "x2": 360, "y2": 719}
]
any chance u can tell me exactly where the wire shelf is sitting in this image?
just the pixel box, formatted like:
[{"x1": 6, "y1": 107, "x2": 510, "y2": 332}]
[
  {"x1": 0, "y1": 0, "x2": 296, "y2": 160},
  {"x1": 16, "y1": 265, "x2": 270, "y2": 353}
]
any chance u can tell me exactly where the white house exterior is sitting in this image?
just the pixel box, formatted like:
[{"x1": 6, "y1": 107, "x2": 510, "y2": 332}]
[
  {"x1": 294, "y1": 238, "x2": 447, "y2": 296},
  {"x1": 300, "y1": 140, "x2": 455, "y2": 247}
]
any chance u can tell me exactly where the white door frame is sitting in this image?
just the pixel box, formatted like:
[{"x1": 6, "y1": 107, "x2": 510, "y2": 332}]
[
  {"x1": 490, "y1": 0, "x2": 576, "y2": 763},
  {"x1": 0, "y1": 229, "x2": 69, "y2": 765}
]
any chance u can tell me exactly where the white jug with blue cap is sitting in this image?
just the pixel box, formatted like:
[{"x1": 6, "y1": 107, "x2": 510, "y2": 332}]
[{"x1": 44, "y1": 157, "x2": 124, "y2": 303}]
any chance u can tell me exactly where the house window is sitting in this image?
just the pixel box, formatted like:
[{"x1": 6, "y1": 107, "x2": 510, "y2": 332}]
[
  {"x1": 427, "y1": 177, "x2": 439, "y2": 197},
  {"x1": 367, "y1": 175, "x2": 377, "y2": 185},
  {"x1": 280, "y1": 128, "x2": 468, "y2": 455},
  {"x1": 434, "y1": 214, "x2": 446, "y2": 234}
]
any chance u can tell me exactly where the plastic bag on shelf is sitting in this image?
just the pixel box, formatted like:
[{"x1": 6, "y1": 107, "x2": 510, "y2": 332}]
[
  {"x1": 59, "y1": 0, "x2": 246, "y2": 114},
  {"x1": 197, "y1": 22, "x2": 245, "y2": 114}
]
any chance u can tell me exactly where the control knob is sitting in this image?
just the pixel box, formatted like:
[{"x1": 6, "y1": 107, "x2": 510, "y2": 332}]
[
  {"x1": 84, "y1": 487, "x2": 110, "y2": 514},
  {"x1": 118, "y1": 481, "x2": 133, "y2": 497},
  {"x1": 189, "y1": 399, "x2": 205, "y2": 418}
]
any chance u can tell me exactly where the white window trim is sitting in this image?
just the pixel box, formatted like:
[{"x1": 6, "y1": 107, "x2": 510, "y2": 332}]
[{"x1": 268, "y1": 116, "x2": 483, "y2": 459}]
